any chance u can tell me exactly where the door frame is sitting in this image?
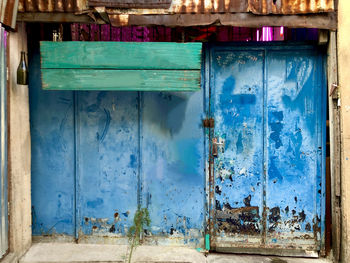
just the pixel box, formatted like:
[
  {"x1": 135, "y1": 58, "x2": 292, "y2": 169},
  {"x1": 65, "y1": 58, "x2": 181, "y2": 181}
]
[{"x1": 0, "y1": 25, "x2": 8, "y2": 259}]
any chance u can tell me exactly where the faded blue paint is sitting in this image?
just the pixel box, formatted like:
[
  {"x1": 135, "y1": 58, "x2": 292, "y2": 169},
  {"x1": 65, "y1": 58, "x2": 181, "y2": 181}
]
[
  {"x1": 209, "y1": 45, "x2": 325, "y2": 252},
  {"x1": 141, "y1": 92, "x2": 204, "y2": 244},
  {"x1": 210, "y1": 49, "x2": 265, "y2": 242},
  {"x1": 30, "y1": 47, "x2": 76, "y2": 236},
  {"x1": 265, "y1": 50, "x2": 324, "y2": 249},
  {"x1": 76, "y1": 91, "x2": 139, "y2": 236},
  {"x1": 30, "y1": 42, "x2": 325, "y2": 254},
  {"x1": 30, "y1": 43, "x2": 205, "y2": 244}
]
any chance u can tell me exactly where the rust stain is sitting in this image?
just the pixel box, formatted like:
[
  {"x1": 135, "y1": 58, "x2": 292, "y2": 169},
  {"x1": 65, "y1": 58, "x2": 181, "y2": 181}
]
[
  {"x1": 1, "y1": 0, "x2": 18, "y2": 28},
  {"x1": 18, "y1": 0, "x2": 334, "y2": 14},
  {"x1": 114, "y1": 212, "x2": 119, "y2": 220},
  {"x1": 312, "y1": 215, "x2": 321, "y2": 243},
  {"x1": 248, "y1": 0, "x2": 334, "y2": 14},
  {"x1": 216, "y1": 206, "x2": 260, "y2": 235},
  {"x1": 208, "y1": 114, "x2": 215, "y2": 249},
  {"x1": 18, "y1": 0, "x2": 87, "y2": 12}
]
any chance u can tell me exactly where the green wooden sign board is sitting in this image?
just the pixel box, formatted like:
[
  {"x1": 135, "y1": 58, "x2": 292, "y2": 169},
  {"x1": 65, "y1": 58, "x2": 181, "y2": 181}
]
[{"x1": 40, "y1": 42, "x2": 202, "y2": 91}]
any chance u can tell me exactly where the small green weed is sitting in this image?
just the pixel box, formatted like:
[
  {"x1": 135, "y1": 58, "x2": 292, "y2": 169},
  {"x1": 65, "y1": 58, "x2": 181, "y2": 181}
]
[{"x1": 126, "y1": 207, "x2": 151, "y2": 263}]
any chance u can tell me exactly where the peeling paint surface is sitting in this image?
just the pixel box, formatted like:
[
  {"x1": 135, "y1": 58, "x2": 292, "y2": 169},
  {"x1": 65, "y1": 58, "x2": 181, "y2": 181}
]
[
  {"x1": 211, "y1": 50, "x2": 264, "y2": 244},
  {"x1": 30, "y1": 43, "x2": 325, "y2": 253},
  {"x1": 30, "y1": 43, "x2": 205, "y2": 245},
  {"x1": 265, "y1": 51, "x2": 325, "y2": 249},
  {"x1": 209, "y1": 45, "x2": 325, "y2": 252}
]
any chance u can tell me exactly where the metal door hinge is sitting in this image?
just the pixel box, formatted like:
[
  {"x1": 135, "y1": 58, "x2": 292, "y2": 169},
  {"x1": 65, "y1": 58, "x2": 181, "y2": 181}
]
[{"x1": 203, "y1": 118, "x2": 214, "y2": 128}]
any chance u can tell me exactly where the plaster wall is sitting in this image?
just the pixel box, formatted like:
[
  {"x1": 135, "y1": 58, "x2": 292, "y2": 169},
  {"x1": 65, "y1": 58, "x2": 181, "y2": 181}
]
[
  {"x1": 337, "y1": 1, "x2": 350, "y2": 262},
  {"x1": 7, "y1": 22, "x2": 31, "y2": 257}
]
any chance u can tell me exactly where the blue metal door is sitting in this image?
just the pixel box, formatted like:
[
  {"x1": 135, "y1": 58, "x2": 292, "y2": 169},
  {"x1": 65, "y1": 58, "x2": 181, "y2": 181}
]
[
  {"x1": 209, "y1": 45, "x2": 325, "y2": 256},
  {"x1": 30, "y1": 43, "x2": 205, "y2": 245}
]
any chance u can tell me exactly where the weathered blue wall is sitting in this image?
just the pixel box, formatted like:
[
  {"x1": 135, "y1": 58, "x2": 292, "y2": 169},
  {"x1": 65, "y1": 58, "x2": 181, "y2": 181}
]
[
  {"x1": 142, "y1": 92, "x2": 204, "y2": 244},
  {"x1": 30, "y1": 47, "x2": 76, "y2": 236},
  {"x1": 29, "y1": 45, "x2": 205, "y2": 245},
  {"x1": 76, "y1": 91, "x2": 140, "y2": 237}
]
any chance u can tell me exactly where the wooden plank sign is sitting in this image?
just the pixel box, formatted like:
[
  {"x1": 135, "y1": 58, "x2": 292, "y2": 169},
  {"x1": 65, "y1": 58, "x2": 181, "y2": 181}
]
[{"x1": 40, "y1": 42, "x2": 202, "y2": 91}]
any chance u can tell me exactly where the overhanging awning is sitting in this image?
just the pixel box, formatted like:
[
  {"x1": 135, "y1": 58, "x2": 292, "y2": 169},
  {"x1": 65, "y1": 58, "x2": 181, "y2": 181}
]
[{"x1": 40, "y1": 42, "x2": 202, "y2": 91}]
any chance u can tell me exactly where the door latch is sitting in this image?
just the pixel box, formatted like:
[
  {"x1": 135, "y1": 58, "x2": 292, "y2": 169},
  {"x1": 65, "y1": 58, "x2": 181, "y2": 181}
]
[{"x1": 212, "y1": 138, "x2": 225, "y2": 157}]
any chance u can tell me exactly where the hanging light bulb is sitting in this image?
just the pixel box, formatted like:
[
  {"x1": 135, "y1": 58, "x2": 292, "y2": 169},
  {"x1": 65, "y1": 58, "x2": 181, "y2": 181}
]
[{"x1": 17, "y1": 51, "x2": 28, "y2": 85}]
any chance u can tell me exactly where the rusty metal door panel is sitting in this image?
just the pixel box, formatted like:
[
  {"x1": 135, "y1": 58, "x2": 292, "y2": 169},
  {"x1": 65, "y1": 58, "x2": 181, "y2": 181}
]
[
  {"x1": 76, "y1": 91, "x2": 139, "y2": 238},
  {"x1": 210, "y1": 50, "x2": 265, "y2": 246},
  {"x1": 141, "y1": 92, "x2": 205, "y2": 245},
  {"x1": 209, "y1": 45, "x2": 325, "y2": 255}
]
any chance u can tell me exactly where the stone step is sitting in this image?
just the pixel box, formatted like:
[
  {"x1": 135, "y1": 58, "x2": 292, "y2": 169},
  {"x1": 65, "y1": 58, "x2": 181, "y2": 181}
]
[{"x1": 19, "y1": 243, "x2": 331, "y2": 263}]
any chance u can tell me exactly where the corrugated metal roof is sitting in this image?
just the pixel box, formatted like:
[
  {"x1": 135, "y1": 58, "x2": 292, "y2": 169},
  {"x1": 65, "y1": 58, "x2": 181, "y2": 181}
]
[
  {"x1": 18, "y1": 0, "x2": 87, "y2": 12},
  {"x1": 18, "y1": 0, "x2": 334, "y2": 14},
  {"x1": 248, "y1": 0, "x2": 334, "y2": 14},
  {"x1": 1, "y1": 0, "x2": 18, "y2": 28}
]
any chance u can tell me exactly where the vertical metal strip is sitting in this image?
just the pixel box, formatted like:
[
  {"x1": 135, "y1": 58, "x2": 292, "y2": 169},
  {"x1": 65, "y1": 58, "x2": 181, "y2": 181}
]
[
  {"x1": 203, "y1": 43, "x2": 211, "y2": 250},
  {"x1": 207, "y1": 44, "x2": 215, "y2": 250},
  {"x1": 320, "y1": 51, "x2": 327, "y2": 253},
  {"x1": 0, "y1": 25, "x2": 8, "y2": 257},
  {"x1": 0, "y1": 25, "x2": 4, "y2": 257},
  {"x1": 311, "y1": 50, "x2": 326, "y2": 252},
  {"x1": 312, "y1": 51, "x2": 321, "y2": 250},
  {"x1": 138, "y1": 91, "x2": 142, "y2": 210},
  {"x1": 74, "y1": 91, "x2": 79, "y2": 240},
  {"x1": 261, "y1": 48, "x2": 268, "y2": 246},
  {"x1": 2, "y1": 27, "x2": 7, "y2": 257}
]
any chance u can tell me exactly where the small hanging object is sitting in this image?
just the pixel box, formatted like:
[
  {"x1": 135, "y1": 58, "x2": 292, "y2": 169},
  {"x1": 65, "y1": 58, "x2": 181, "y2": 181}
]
[
  {"x1": 17, "y1": 51, "x2": 28, "y2": 85},
  {"x1": 53, "y1": 30, "x2": 59, "y2": 42}
]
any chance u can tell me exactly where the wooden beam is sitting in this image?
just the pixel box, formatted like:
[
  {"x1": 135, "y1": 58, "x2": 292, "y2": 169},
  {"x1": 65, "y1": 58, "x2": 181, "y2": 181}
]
[
  {"x1": 327, "y1": 31, "x2": 341, "y2": 262},
  {"x1": 41, "y1": 69, "x2": 201, "y2": 91},
  {"x1": 319, "y1": 29, "x2": 329, "y2": 45},
  {"x1": 17, "y1": 12, "x2": 337, "y2": 30},
  {"x1": 17, "y1": 12, "x2": 106, "y2": 24},
  {"x1": 109, "y1": 12, "x2": 337, "y2": 30},
  {"x1": 89, "y1": 0, "x2": 172, "y2": 9},
  {"x1": 40, "y1": 42, "x2": 202, "y2": 70}
]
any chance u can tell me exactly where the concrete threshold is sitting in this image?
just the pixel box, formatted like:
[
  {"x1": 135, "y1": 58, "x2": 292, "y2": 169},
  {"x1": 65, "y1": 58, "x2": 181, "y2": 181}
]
[{"x1": 19, "y1": 243, "x2": 331, "y2": 263}]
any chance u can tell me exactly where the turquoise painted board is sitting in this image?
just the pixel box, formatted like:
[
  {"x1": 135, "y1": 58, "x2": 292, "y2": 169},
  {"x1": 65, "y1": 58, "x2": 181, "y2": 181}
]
[
  {"x1": 40, "y1": 42, "x2": 202, "y2": 70},
  {"x1": 40, "y1": 42, "x2": 202, "y2": 91},
  {"x1": 41, "y1": 69, "x2": 200, "y2": 91}
]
